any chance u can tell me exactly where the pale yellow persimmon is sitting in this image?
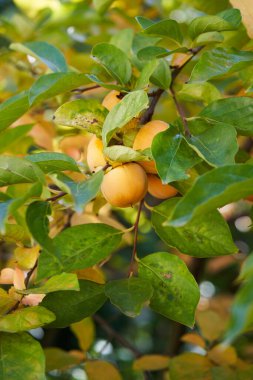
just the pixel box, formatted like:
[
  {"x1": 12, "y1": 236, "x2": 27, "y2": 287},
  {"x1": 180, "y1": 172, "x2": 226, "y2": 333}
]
[
  {"x1": 102, "y1": 90, "x2": 121, "y2": 111},
  {"x1": 101, "y1": 163, "x2": 148, "y2": 207},
  {"x1": 147, "y1": 175, "x2": 178, "y2": 199},
  {"x1": 133, "y1": 120, "x2": 168, "y2": 173},
  {"x1": 86, "y1": 135, "x2": 106, "y2": 172}
]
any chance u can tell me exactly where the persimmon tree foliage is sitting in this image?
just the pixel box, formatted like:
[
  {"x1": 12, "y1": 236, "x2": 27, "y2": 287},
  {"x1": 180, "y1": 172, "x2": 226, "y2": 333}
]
[{"x1": 0, "y1": 0, "x2": 253, "y2": 379}]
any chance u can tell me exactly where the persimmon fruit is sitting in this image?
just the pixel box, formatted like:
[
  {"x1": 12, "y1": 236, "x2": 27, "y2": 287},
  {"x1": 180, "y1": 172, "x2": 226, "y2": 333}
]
[
  {"x1": 101, "y1": 163, "x2": 148, "y2": 207},
  {"x1": 147, "y1": 175, "x2": 178, "y2": 199},
  {"x1": 133, "y1": 120, "x2": 168, "y2": 173},
  {"x1": 87, "y1": 135, "x2": 106, "y2": 172},
  {"x1": 102, "y1": 90, "x2": 121, "y2": 111}
]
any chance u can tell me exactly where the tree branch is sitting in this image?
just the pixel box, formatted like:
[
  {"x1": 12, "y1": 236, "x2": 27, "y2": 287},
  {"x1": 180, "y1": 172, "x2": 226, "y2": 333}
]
[
  {"x1": 140, "y1": 88, "x2": 164, "y2": 124},
  {"x1": 128, "y1": 199, "x2": 144, "y2": 277},
  {"x1": 71, "y1": 84, "x2": 100, "y2": 93}
]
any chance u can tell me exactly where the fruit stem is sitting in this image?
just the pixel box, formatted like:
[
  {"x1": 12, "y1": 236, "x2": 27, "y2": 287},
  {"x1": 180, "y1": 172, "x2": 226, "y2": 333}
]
[{"x1": 128, "y1": 199, "x2": 144, "y2": 278}]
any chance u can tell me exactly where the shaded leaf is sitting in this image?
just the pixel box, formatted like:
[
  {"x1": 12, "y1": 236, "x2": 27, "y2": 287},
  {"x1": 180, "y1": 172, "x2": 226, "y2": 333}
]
[
  {"x1": 41, "y1": 280, "x2": 106, "y2": 328},
  {"x1": 169, "y1": 353, "x2": 212, "y2": 380},
  {"x1": 135, "y1": 59, "x2": 158, "y2": 90},
  {"x1": 58, "y1": 170, "x2": 104, "y2": 212},
  {"x1": 138, "y1": 252, "x2": 200, "y2": 326},
  {"x1": 150, "y1": 59, "x2": 171, "y2": 89},
  {"x1": 152, "y1": 198, "x2": 237, "y2": 257},
  {"x1": 26, "y1": 201, "x2": 53, "y2": 250},
  {"x1": 93, "y1": 0, "x2": 114, "y2": 14},
  {"x1": 105, "y1": 278, "x2": 153, "y2": 317},
  {"x1": 0, "y1": 289, "x2": 16, "y2": 316}
]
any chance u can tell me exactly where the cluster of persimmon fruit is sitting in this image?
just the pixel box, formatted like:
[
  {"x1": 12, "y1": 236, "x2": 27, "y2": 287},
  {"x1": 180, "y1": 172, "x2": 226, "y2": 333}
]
[{"x1": 86, "y1": 90, "x2": 178, "y2": 208}]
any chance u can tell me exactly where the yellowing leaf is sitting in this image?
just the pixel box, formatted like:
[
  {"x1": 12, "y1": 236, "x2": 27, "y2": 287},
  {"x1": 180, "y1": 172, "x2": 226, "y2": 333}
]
[
  {"x1": 75, "y1": 267, "x2": 105, "y2": 284},
  {"x1": 14, "y1": 246, "x2": 40, "y2": 270},
  {"x1": 0, "y1": 288, "x2": 16, "y2": 315},
  {"x1": 181, "y1": 333, "x2": 206, "y2": 349},
  {"x1": 230, "y1": 0, "x2": 253, "y2": 38},
  {"x1": 71, "y1": 318, "x2": 95, "y2": 352},
  {"x1": 133, "y1": 355, "x2": 170, "y2": 371},
  {"x1": 85, "y1": 360, "x2": 122, "y2": 380},
  {"x1": 208, "y1": 344, "x2": 237, "y2": 366},
  {"x1": 196, "y1": 310, "x2": 228, "y2": 341}
]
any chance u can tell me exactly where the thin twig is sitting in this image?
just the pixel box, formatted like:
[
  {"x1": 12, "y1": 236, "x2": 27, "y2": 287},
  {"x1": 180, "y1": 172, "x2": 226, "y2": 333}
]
[
  {"x1": 71, "y1": 84, "x2": 100, "y2": 93},
  {"x1": 128, "y1": 199, "x2": 144, "y2": 277},
  {"x1": 46, "y1": 191, "x2": 67, "y2": 202},
  {"x1": 93, "y1": 314, "x2": 140, "y2": 357},
  {"x1": 170, "y1": 45, "x2": 204, "y2": 137}
]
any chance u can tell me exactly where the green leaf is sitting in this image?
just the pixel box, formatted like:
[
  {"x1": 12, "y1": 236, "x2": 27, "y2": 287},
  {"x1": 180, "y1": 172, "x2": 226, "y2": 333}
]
[
  {"x1": 86, "y1": 74, "x2": 124, "y2": 91},
  {"x1": 142, "y1": 19, "x2": 183, "y2": 45},
  {"x1": 186, "y1": 118, "x2": 238, "y2": 167},
  {"x1": 135, "y1": 59, "x2": 158, "y2": 90},
  {"x1": 58, "y1": 170, "x2": 104, "y2": 212},
  {"x1": 225, "y1": 279, "x2": 253, "y2": 343},
  {"x1": 92, "y1": 43, "x2": 132, "y2": 85},
  {"x1": 150, "y1": 59, "x2": 171, "y2": 89},
  {"x1": 54, "y1": 99, "x2": 108, "y2": 136},
  {"x1": 190, "y1": 48, "x2": 253, "y2": 83},
  {"x1": 136, "y1": 16, "x2": 155, "y2": 29},
  {"x1": 137, "y1": 46, "x2": 188, "y2": 61},
  {"x1": 104, "y1": 145, "x2": 150, "y2": 163},
  {"x1": 168, "y1": 164, "x2": 253, "y2": 227},
  {"x1": 151, "y1": 128, "x2": 201, "y2": 183},
  {"x1": 200, "y1": 97, "x2": 253, "y2": 136},
  {"x1": 110, "y1": 29, "x2": 134, "y2": 55},
  {"x1": 0, "y1": 124, "x2": 33, "y2": 153},
  {"x1": 178, "y1": 83, "x2": 221, "y2": 105},
  {"x1": 10, "y1": 41, "x2": 68, "y2": 72},
  {"x1": 102, "y1": 90, "x2": 149, "y2": 146},
  {"x1": 0, "y1": 156, "x2": 45, "y2": 186},
  {"x1": 19, "y1": 273, "x2": 79, "y2": 295},
  {"x1": 0, "y1": 332, "x2": 46, "y2": 380},
  {"x1": 132, "y1": 33, "x2": 161, "y2": 56},
  {"x1": 238, "y1": 253, "x2": 253, "y2": 281},
  {"x1": 105, "y1": 278, "x2": 154, "y2": 317},
  {"x1": 93, "y1": 0, "x2": 114, "y2": 14},
  {"x1": 152, "y1": 198, "x2": 237, "y2": 257},
  {"x1": 26, "y1": 201, "x2": 52, "y2": 249},
  {"x1": 0, "y1": 306, "x2": 55, "y2": 332},
  {"x1": 29, "y1": 73, "x2": 90, "y2": 106},
  {"x1": 44, "y1": 348, "x2": 81, "y2": 372},
  {"x1": 26, "y1": 152, "x2": 80, "y2": 173},
  {"x1": 188, "y1": 9, "x2": 241, "y2": 39},
  {"x1": 41, "y1": 280, "x2": 106, "y2": 327},
  {"x1": 37, "y1": 223, "x2": 122, "y2": 280},
  {"x1": 138, "y1": 252, "x2": 200, "y2": 326},
  {"x1": 0, "y1": 91, "x2": 29, "y2": 132},
  {"x1": 193, "y1": 31, "x2": 224, "y2": 46}
]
